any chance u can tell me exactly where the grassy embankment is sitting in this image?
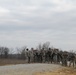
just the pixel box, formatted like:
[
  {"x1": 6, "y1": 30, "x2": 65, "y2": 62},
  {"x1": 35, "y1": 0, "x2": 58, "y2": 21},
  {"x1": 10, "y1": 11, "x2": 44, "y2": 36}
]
[{"x1": 35, "y1": 67, "x2": 76, "y2": 75}]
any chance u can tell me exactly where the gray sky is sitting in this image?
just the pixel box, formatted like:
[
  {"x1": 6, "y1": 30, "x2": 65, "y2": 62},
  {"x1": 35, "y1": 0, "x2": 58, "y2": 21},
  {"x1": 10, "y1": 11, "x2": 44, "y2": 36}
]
[{"x1": 0, "y1": 0, "x2": 76, "y2": 51}]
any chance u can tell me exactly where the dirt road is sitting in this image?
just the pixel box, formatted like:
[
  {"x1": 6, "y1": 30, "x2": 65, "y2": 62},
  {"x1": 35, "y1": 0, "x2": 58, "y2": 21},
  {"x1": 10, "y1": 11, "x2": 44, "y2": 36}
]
[{"x1": 0, "y1": 63, "x2": 62, "y2": 75}]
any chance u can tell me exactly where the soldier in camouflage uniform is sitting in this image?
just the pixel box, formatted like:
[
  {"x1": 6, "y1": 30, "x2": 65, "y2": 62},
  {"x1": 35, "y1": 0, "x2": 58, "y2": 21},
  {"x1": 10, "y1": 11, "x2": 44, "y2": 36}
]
[
  {"x1": 62, "y1": 51, "x2": 68, "y2": 66},
  {"x1": 25, "y1": 48, "x2": 31, "y2": 63},
  {"x1": 52, "y1": 49, "x2": 59, "y2": 64},
  {"x1": 41, "y1": 48, "x2": 46, "y2": 63},
  {"x1": 69, "y1": 53, "x2": 76, "y2": 67},
  {"x1": 46, "y1": 48, "x2": 52, "y2": 63}
]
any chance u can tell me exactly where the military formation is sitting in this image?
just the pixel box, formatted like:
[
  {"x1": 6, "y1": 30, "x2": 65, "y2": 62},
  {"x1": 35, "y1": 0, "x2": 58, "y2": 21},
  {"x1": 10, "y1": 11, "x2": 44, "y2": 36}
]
[{"x1": 24, "y1": 48, "x2": 76, "y2": 67}]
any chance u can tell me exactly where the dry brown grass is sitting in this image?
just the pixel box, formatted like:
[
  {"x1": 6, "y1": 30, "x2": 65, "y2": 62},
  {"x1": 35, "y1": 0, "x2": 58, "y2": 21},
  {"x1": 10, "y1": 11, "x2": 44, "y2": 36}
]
[
  {"x1": 35, "y1": 67, "x2": 76, "y2": 75},
  {"x1": 0, "y1": 59, "x2": 26, "y2": 66}
]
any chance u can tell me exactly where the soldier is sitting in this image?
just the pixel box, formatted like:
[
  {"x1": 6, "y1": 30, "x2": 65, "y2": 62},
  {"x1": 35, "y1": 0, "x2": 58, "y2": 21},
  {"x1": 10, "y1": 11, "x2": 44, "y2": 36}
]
[
  {"x1": 25, "y1": 48, "x2": 31, "y2": 63},
  {"x1": 52, "y1": 49, "x2": 59, "y2": 64},
  {"x1": 30, "y1": 48, "x2": 34, "y2": 63},
  {"x1": 42, "y1": 49, "x2": 46, "y2": 63},
  {"x1": 69, "y1": 53, "x2": 76, "y2": 67},
  {"x1": 75, "y1": 54, "x2": 76, "y2": 65},
  {"x1": 62, "y1": 51, "x2": 68, "y2": 66},
  {"x1": 57, "y1": 51, "x2": 63, "y2": 64},
  {"x1": 46, "y1": 48, "x2": 52, "y2": 63},
  {"x1": 33, "y1": 50, "x2": 39, "y2": 63},
  {"x1": 58, "y1": 51, "x2": 63, "y2": 64}
]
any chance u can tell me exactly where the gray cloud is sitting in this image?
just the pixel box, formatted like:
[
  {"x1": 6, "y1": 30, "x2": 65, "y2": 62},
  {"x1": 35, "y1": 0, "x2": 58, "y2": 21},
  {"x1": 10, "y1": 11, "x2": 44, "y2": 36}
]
[{"x1": 0, "y1": 0, "x2": 76, "y2": 51}]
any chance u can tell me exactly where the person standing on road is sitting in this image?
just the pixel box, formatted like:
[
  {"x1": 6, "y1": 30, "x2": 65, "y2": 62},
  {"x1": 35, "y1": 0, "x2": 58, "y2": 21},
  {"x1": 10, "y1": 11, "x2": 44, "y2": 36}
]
[
  {"x1": 62, "y1": 51, "x2": 68, "y2": 66},
  {"x1": 26, "y1": 48, "x2": 31, "y2": 63},
  {"x1": 69, "y1": 53, "x2": 76, "y2": 67}
]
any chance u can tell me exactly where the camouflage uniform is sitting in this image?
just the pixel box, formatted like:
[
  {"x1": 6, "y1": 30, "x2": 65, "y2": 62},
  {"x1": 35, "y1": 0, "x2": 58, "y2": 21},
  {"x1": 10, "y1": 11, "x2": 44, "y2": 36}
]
[
  {"x1": 52, "y1": 49, "x2": 59, "y2": 64},
  {"x1": 62, "y1": 51, "x2": 68, "y2": 66},
  {"x1": 25, "y1": 49, "x2": 31, "y2": 63},
  {"x1": 69, "y1": 53, "x2": 75, "y2": 67}
]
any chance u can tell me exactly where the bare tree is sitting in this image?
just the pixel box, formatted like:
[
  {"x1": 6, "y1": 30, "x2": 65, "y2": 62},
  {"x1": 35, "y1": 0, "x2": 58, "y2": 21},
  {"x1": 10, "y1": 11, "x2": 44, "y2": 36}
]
[
  {"x1": 0, "y1": 47, "x2": 4, "y2": 58},
  {"x1": 16, "y1": 46, "x2": 27, "y2": 59},
  {"x1": 0, "y1": 47, "x2": 9, "y2": 58},
  {"x1": 4, "y1": 47, "x2": 9, "y2": 58},
  {"x1": 37, "y1": 42, "x2": 50, "y2": 50},
  {"x1": 42, "y1": 42, "x2": 50, "y2": 50},
  {"x1": 37, "y1": 43, "x2": 42, "y2": 50}
]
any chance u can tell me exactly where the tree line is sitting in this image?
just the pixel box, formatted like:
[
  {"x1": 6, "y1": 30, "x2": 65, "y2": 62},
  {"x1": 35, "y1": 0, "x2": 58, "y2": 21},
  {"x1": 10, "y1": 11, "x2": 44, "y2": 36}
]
[{"x1": 0, "y1": 42, "x2": 76, "y2": 60}]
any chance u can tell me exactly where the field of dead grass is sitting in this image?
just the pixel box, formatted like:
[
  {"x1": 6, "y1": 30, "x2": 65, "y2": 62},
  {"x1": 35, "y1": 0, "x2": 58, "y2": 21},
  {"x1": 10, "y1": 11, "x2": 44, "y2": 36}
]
[
  {"x1": 0, "y1": 59, "x2": 26, "y2": 66},
  {"x1": 35, "y1": 67, "x2": 76, "y2": 75}
]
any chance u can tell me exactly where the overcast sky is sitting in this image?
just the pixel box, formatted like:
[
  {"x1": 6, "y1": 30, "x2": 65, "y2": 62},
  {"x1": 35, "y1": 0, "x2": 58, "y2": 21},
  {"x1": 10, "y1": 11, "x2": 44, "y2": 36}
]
[{"x1": 0, "y1": 0, "x2": 76, "y2": 51}]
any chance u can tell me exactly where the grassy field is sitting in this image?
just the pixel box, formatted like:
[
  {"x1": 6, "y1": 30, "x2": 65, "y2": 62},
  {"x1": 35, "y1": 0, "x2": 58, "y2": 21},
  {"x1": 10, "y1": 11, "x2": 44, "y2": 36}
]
[
  {"x1": 0, "y1": 59, "x2": 26, "y2": 66},
  {"x1": 35, "y1": 67, "x2": 76, "y2": 75}
]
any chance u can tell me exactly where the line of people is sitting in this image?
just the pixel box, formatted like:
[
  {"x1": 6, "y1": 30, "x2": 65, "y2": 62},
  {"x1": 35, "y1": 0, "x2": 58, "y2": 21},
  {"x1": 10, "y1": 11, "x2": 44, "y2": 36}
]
[{"x1": 25, "y1": 48, "x2": 76, "y2": 67}]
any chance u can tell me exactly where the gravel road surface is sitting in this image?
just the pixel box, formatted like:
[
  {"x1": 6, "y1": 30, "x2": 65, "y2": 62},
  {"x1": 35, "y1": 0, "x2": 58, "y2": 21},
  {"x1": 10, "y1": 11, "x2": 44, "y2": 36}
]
[{"x1": 0, "y1": 63, "x2": 62, "y2": 75}]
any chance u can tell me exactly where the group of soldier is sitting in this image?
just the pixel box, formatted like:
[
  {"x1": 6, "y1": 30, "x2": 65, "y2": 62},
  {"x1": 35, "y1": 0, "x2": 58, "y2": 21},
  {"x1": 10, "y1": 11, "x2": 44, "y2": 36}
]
[{"x1": 24, "y1": 48, "x2": 76, "y2": 67}]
